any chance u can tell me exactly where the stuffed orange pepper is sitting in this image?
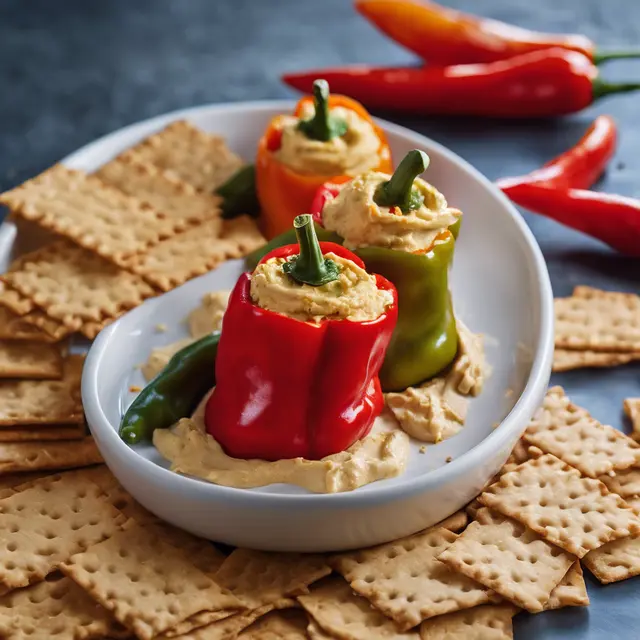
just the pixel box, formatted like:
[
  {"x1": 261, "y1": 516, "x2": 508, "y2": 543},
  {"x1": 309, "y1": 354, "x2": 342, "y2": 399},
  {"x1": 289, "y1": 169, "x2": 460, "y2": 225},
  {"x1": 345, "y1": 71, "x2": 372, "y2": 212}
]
[{"x1": 256, "y1": 79, "x2": 393, "y2": 239}]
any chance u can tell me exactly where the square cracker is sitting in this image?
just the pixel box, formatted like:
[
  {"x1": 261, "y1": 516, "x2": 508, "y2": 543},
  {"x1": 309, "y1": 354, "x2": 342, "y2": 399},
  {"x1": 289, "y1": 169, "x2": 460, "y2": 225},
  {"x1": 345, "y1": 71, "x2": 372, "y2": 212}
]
[
  {"x1": 624, "y1": 398, "x2": 640, "y2": 441},
  {"x1": 125, "y1": 120, "x2": 243, "y2": 192},
  {"x1": 418, "y1": 604, "x2": 518, "y2": 640},
  {"x1": 554, "y1": 287, "x2": 640, "y2": 352},
  {"x1": 0, "y1": 164, "x2": 179, "y2": 266},
  {"x1": 0, "y1": 424, "x2": 85, "y2": 442},
  {"x1": 0, "y1": 471, "x2": 126, "y2": 594},
  {"x1": 600, "y1": 467, "x2": 640, "y2": 503},
  {"x1": 298, "y1": 577, "x2": 417, "y2": 640},
  {"x1": 330, "y1": 524, "x2": 498, "y2": 630},
  {"x1": 553, "y1": 348, "x2": 640, "y2": 373},
  {"x1": 0, "y1": 573, "x2": 128, "y2": 639},
  {"x1": 3, "y1": 242, "x2": 156, "y2": 331},
  {"x1": 214, "y1": 547, "x2": 330, "y2": 610},
  {"x1": 479, "y1": 454, "x2": 640, "y2": 558},
  {"x1": 0, "y1": 305, "x2": 52, "y2": 342},
  {"x1": 0, "y1": 340, "x2": 63, "y2": 379},
  {"x1": 126, "y1": 215, "x2": 265, "y2": 292},
  {"x1": 583, "y1": 535, "x2": 640, "y2": 584},
  {"x1": 438, "y1": 508, "x2": 574, "y2": 613},
  {"x1": 0, "y1": 436, "x2": 102, "y2": 476},
  {"x1": 61, "y1": 521, "x2": 243, "y2": 640},
  {"x1": 96, "y1": 155, "x2": 222, "y2": 230},
  {"x1": 523, "y1": 386, "x2": 640, "y2": 478},
  {"x1": 545, "y1": 562, "x2": 589, "y2": 610},
  {"x1": 0, "y1": 354, "x2": 84, "y2": 425}
]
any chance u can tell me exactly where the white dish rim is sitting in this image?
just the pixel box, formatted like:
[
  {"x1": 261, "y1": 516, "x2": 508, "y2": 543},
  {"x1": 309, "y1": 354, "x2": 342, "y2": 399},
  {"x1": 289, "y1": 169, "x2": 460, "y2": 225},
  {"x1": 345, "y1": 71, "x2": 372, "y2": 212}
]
[{"x1": 78, "y1": 99, "x2": 554, "y2": 507}]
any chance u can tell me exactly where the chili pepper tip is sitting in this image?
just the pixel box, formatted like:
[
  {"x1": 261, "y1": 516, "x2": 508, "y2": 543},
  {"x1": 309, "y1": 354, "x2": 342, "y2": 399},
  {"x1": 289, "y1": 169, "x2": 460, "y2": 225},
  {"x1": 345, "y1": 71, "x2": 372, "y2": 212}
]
[
  {"x1": 374, "y1": 149, "x2": 429, "y2": 214},
  {"x1": 297, "y1": 79, "x2": 348, "y2": 142},
  {"x1": 283, "y1": 214, "x2": 340, "y2": 286}
]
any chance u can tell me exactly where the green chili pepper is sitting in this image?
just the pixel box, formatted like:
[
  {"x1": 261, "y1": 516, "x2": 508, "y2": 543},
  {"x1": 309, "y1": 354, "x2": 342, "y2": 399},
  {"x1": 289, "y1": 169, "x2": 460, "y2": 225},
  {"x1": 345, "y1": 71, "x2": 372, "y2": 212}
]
[
  {"x1": 119, "y1": 332, "x2": 221, "y2": 445},
  {"x1": 283, "y1": 215, "x2": 340, "y2": 286},
  {"x1": 245, "y1": 223, "x2": 341, "y2": 270},
  {"x1": 356, "y1": 233, "x2": 458, "y2": 392},
  {"x1": 374, "y1": 150, "x2": 430, "y2": 214},
  {"x1": 298, "y1": 79, "x2": 348, "y2": 142},
  {"x1": 215, "y1": 164, "x2": 260, "y2": 219}
]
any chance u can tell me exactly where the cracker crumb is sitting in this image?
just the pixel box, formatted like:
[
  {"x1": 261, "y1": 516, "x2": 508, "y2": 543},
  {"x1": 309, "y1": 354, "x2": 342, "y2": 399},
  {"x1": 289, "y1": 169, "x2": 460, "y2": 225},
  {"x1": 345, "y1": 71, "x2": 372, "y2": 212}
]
[
  {"x1": 505, "y1": 388, "x2": 513, "y2": 398},
  {"x1": 492, "y1": 422, "x2": 500, "y2": 429},
  {"x1": 129, "y1": 385, "x2": 142, "y2": 392},
  {"x1": 155, "y1": 323, "x2": 168, "y2": 333},
  {"x1": 446, "y1": 456, "x2": 453, "y2": 463},
  {"x1": 419, "y1": 446, "x2": 427, "y2": 454}
]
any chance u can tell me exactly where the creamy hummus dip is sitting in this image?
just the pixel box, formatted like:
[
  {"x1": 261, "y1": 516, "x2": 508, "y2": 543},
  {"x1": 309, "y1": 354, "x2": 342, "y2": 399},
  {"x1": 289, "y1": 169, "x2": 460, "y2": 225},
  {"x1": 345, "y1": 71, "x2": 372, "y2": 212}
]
[
  {"x1": 322, "y1": 171, "x2": 461, "y2": 253},
  {"x1": 142, "y1": 290, "x2": 230, "y2": 381},
  {"x1": 250, "y1": 253, "x2": 393, "y2": 323},
  {"x1": 275, "y1": 105, "x2": 382, "y2": 176},
  {"x1": 154, "y1": 394, "x2": 410, "y2": 494},
  {"x1": 385, "y1": 322, "x2": 487, "y2": 443}
]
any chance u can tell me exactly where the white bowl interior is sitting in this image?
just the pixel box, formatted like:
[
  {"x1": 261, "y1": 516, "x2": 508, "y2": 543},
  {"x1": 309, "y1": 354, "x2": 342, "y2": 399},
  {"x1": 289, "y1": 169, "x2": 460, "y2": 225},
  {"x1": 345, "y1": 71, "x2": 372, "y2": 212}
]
[{"x1": 79, "y1": 102, "x2": 552, "y2": 500}]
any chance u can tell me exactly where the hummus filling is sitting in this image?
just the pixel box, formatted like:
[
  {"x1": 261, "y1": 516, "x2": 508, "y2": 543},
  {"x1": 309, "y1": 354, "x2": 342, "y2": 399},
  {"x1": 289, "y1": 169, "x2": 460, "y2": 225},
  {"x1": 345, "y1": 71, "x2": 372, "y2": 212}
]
[
  {"x1": 275, "y1": 105, "x2": 382, "y2": 176},
  {"x1": 250, "y1": 253, "x2": 393, "y2": 323},
  {"x1": 142, "y1": 290, "x2": 230, "y2": 381},
  {"x1": 322, "y1": 171, "x2": 461, "y2": 253},
  {"x1": 385, "y1": 321, "x2": 487, "y2": 443},
  {"x1": 154, "y1": 394, "x2": 410, "y2": 494}
]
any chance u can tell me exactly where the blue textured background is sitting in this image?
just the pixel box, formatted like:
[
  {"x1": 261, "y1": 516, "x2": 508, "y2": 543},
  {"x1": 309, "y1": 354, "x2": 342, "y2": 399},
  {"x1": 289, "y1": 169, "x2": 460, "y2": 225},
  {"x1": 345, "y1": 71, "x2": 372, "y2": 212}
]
[{"x1": 1, "y1": 0, "x2": 639, "y2": 636}]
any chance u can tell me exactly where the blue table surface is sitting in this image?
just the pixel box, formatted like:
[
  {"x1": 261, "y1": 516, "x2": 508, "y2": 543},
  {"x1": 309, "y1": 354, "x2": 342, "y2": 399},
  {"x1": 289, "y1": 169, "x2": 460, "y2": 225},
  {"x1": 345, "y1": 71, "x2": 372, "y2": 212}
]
[{"x1": 1, "y1": 0, "x2": 639, "y2": 636}]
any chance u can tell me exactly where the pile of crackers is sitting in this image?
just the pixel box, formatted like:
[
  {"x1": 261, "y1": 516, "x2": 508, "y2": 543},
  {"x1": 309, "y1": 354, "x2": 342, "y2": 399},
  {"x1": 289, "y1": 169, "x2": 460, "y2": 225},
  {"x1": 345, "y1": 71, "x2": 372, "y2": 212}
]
[
  {"x1": 0, "y1": 386, "x2": 639, "y2": 639},
  {"x1": 0, "y1": 120, "x2": 265, "y2": 466}
]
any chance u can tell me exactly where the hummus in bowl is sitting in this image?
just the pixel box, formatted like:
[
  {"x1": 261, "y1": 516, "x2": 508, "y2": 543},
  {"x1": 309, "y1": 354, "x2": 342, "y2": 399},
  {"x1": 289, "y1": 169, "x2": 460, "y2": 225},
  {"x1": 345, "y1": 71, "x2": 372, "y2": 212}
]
[{"x1": 81, "y1": 101, "x2": 553, "y2": 551}]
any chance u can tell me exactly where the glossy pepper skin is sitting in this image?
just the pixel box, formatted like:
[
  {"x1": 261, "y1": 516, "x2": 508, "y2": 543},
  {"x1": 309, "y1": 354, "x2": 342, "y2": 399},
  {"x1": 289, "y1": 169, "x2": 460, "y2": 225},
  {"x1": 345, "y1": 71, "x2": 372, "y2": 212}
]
[
  {"x1": 355, "y1": 0, "x2": 640, "y2": 65},
  {"x1": 256, "y1": 94, "x2": 392, "y2": 239},
  {"x1": 283, "y1": 50, "x2": 640, "y2": 119},
  {"x1": 119, "y1": 332, "x2": 220, "y2": 445},
  {"x1": 205, "y1": 242, "x2": 398, "y2": 461}
]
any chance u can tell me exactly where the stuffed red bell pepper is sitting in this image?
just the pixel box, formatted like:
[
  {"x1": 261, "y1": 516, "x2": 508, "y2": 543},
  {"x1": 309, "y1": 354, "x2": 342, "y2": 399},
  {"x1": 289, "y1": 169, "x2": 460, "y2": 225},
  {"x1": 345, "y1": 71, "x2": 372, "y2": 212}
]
[{"x1": 205, "y1": 214, "x2": 398, "y2": 461}]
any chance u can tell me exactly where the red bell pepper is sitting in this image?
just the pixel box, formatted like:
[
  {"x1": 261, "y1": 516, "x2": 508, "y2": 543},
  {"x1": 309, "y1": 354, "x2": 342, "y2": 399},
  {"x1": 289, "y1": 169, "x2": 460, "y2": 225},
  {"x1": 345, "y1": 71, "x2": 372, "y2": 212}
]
[
  {"x1": 205, "y1": 217, "x2": 398, "y2": 461},
  {"x1": 283, "y1": 49, "x2": 640, "y2": 119}
]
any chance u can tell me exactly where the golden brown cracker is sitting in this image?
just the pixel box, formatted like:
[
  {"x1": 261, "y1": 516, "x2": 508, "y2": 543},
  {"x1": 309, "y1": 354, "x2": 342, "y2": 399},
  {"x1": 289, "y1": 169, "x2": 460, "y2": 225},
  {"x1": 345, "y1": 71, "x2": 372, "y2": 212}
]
[
  {"x1": 0, "y1": 470, "x2": 57, "y2": 499},
  {"x1": 479, "y1": 454, "x2": 640, "y2": 558},
  {"x1": 330, "y1": 525, "x2": 498, "y2": 629},
  {"x1": 215, "y1": 548, "x2": 330, "y2": 610},
  {"x1": 61, "y1": 521, "x2": 243, "y2": 640},
  {"x1": 125, "y1": 120, "x2": 243, "y2": 192},
  {"x1": 237, "y1": 608, "x2": 308, "y2": 639},
  {"x1": 0, "y1": 164, "x2": 179, "y2": 266},
  {"x1": 582, "y1": 535, "x2": 640, "y2": 584},
  {"x1": 0, "y1": 281, "x2": 35, "y2": 315},
  {"x1": 524, "y1": 386, "x2": 640, "y2": 478},
  {"x1": 418, "y1": 604, "x2": 518, "y2": 640},
  {"x1": 0, "y1": 340, "x2": 62, "y2": 379},
  {"x1": 0, "y1": 424, "x2": 84, "y2": 442},
  {"x1": 0, "y1": 472, "x2": 126, "y2": 594},
  {"x1": 545, "y1": 562, "x2": 589, "y2": 610},
  {"x1": 624, "y1": 398, "x2": 640, "y2": 441},
  {"x1": 127, "y1": 215, "x2": 264, "y2": 291},
  {"x1": 438, "y1": 508, "x2": 574, "y2": 613},
  {"x1": 554, "y1": 287, "x2": 640, "y2": 352},
  {"x1": 3, "y1": 242, "x2": 156, "y2": 331},
  {"x1": 97, "y1": 155, "x2": 222, "y2": 229},
  {"x1": 298, "y1": 577, "x2": 417, "y2": 640},
  {"x1": 553, "y1": 348, "x2": 640, "y2": 372},
  {"x1": 0, "y1": 572, "x2": 128, "y2": 639},
  {"x1": 0, "y1": 305, "x2": 54, "y2": 342},
  {"x1": 0, "y1": 354, "x2": 84, "y2": 425},
  {"x1": 0, "y1": 436, "x2": 102, "y2": 475}
]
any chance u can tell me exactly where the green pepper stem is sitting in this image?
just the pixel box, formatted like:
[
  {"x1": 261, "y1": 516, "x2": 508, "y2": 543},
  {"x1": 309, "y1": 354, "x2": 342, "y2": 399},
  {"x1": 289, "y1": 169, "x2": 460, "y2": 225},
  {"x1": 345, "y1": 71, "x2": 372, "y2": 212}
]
[
  {"x1": 594, "y1": 49, "x2": 640, "y2": 64},
  {"x1": 374, "y1": 149, "x2": 430, "y2": 213},
  {"x1": 283, "y1": 214, "x2": 340, "y2": 286},
  {"x1": 297, "y1": 79, "x2": 347, "y2": 142},
  {"x1": 592, "y1": 78, "x2": 640, "y2": 100}
]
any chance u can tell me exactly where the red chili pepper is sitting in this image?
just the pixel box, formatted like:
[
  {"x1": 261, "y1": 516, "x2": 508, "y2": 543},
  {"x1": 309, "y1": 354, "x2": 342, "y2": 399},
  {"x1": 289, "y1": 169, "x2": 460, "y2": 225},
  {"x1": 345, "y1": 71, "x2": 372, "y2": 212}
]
[
  {"x1": 205, "y1": 240, "x2": 398, "y2": 461},
  {"x1": 497, "y1": 115, "x2": 617, "y2": 191},
  {"x1": 503, "y1": 183, "x2": 640, "y2": 257},
  {"x1": 283, "y1": 50, "x2": 640, "y2": 119},
  {"x1": 355, "y1": 0, "x2": 640, "y2": 65}
]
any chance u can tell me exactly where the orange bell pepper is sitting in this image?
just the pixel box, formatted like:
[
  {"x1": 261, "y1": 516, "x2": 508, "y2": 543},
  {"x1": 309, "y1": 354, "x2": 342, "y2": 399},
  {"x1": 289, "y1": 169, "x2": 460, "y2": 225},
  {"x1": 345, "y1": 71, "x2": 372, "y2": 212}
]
[{"x1": 256, "y1": 80, "x2": 393, "y2": 239}]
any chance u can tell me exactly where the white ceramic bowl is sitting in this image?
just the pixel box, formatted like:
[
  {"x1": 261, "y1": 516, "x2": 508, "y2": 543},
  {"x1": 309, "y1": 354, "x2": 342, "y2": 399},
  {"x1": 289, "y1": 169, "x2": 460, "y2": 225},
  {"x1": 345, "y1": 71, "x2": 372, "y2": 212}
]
[{"x1": 82, "y1": 101, "x2": 553, "y2": 552}]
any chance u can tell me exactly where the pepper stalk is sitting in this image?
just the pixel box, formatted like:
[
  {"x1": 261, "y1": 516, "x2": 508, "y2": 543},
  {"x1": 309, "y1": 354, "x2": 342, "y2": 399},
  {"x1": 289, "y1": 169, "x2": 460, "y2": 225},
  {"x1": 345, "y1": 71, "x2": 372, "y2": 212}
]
[
  {"x1": 374, "y1": 150, "x2": 430, "y2": 214},
  {"x1": 283, "y1": 214, "x2": 340, "y2": 286},
  {"x1": 297, "y1": 79, "x2": 348, "y2": 142}
]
